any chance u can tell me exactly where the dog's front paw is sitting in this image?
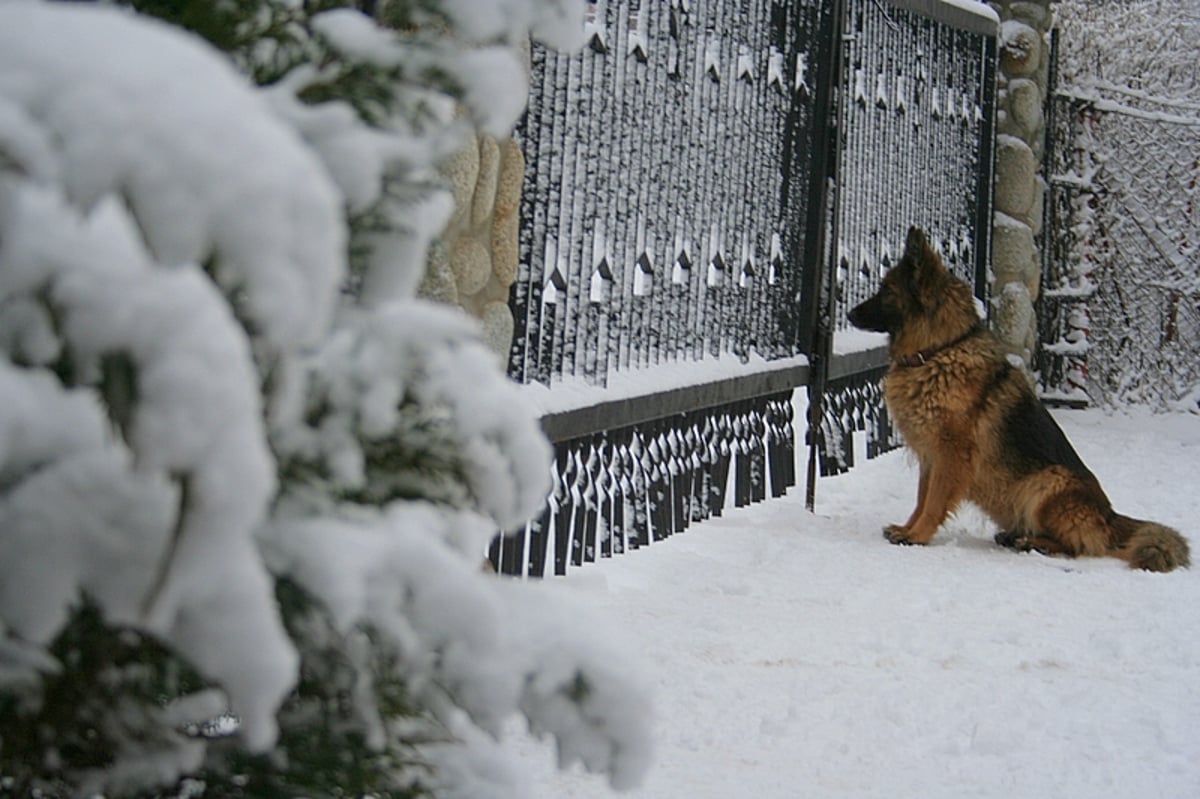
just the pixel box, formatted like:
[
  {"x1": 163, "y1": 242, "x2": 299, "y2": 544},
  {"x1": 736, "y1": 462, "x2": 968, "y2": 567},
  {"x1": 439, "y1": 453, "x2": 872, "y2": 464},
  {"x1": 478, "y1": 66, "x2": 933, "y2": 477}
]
[{"x1": 884, "y1": 524, "x2": 920, "y2": 545}]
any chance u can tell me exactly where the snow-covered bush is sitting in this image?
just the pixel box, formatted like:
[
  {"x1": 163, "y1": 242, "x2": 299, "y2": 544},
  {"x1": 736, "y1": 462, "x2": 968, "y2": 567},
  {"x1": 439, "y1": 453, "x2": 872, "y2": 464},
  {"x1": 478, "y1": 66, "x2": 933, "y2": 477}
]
[{"x1": 0, "y1": 1, "x2": 651, "y2": 796}]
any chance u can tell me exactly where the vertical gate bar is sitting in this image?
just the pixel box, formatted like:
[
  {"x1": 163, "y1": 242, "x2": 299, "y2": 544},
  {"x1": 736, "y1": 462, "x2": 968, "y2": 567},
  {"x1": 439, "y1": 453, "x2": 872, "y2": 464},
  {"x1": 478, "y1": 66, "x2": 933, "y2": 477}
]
[
  {"x1": 568, "y1": 38, "x2": 595, "y2": 382},
  {"x1": 551, "y1": 444, "x2": 572, "y2": 576},
  {"x1": 629, "y1": 429, "x2": 650, "y2": 547},
  {"x1": 751, "y1": 0, "x2": 771, "y2": 360},
  {"x1": 711, "y1": 411, "x2": 731, "y2": 517},
  {"x1": 718, "y1": 0, "x2": 742, "y2": 359},
  {"x1": 693, "y1": 3, "x2": 716, "y2": 361},
  {"x1": 500, "y1": 523, "x2": 526, "y2": 577},
  {"x1": 526, "y1": 503, "x2": 551, "y2": 578},
  {"x1": 611, "y1": 444, "x2": 627, "y2": 556},
  {"x1": 802, "y1": 0, "x2": 848, "y2": 512},
  {"x1": 509, "y1": 41, "x2": 545, "y2": 384},
  {"x1": 751, "y1": 403, "x2": 767, "y2": 503},
  {"x1": 974, "y1": 29, "x2": 998, "y2": 300},
  {"x1": 543, "y1": 49, "x2": 572, "y2": 384},
  {"x1": 530, "y1": 46, "x2": 565, "y2": 386},
  {"x1": 581, "y1": 9, "x2": 608, "y2": 387},
  {"x1": 1036, "y1": 26, "x2": 1060, "y2": 387}
]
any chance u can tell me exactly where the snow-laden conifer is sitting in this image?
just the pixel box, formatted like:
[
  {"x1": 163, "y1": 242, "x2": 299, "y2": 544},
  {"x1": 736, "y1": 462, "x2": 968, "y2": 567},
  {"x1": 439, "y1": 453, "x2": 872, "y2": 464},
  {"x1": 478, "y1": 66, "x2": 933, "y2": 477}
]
[{"x1": 0, "y1": 2, "x2": 651, "y2": 796}]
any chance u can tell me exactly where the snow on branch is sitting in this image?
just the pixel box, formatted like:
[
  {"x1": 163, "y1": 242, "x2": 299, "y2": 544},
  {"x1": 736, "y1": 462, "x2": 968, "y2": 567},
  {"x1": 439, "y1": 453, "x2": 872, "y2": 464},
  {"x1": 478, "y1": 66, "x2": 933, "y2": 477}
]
[
  {"x1": 0, "y1": 179, "x2": 297, "y2": 753},
  {"x1": 260, "y1": 505, "x2": 653, "y2": 794},
  {"x1": 0, "y1": 2, "x2": 345, "y2": 354},
  {"x1": 1056, "y1": 87, "x2": 1200, "y2": 127}
]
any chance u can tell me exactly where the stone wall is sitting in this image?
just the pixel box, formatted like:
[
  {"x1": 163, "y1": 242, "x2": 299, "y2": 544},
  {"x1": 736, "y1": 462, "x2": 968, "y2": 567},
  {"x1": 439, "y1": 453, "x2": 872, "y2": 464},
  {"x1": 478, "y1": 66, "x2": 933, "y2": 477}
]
[{"x1": 989, "y1": 0, "x2": 1053, "y2": 370}]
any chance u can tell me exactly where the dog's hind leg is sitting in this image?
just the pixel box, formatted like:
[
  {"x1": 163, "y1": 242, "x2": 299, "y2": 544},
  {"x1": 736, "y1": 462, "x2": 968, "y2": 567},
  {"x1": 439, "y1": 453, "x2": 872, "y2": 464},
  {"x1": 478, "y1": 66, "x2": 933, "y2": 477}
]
[
  {"x1": 995, "y1": 469, "x2": 1111, "y2": 561},
  {"x1": 994, "y1": 529, "x2": 1075, "y2": 557},
  {"x1": 1040, "y1": 494, "x2": 1112, "y2": 558},
  {"x1": 1011, "y1": 488, "x2": 1111, "y2": 560}
]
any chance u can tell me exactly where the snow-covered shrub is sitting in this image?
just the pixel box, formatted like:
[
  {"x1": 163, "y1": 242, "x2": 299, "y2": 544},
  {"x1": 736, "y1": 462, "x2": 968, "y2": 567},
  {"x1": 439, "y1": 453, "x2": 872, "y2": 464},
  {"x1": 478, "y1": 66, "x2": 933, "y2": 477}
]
[{"x1": 0, "y1": 1, "x2": 651, "y2": 796}]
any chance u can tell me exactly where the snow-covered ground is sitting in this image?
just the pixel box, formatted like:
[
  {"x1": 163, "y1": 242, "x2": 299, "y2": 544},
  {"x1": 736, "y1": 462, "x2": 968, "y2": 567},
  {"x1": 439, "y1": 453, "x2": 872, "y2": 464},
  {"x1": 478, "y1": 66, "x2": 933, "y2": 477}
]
[{"x1": 505, "y1": 407, "x2": 1200, "y2": 799}]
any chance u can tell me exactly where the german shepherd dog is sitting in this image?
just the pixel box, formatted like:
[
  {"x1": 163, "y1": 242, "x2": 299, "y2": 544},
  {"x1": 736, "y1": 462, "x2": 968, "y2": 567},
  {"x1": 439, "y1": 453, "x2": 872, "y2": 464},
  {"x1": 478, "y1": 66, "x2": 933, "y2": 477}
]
[{"x1": 847, "y1": 226, "x2": 1189, "y2": 572}]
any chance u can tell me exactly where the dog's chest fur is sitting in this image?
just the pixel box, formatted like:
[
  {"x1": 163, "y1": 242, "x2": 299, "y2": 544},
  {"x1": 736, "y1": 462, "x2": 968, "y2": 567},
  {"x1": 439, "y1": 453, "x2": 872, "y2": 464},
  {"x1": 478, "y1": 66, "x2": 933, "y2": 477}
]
[{"x1": 882, "y1": 338, "x2": 998, "y2": 453}]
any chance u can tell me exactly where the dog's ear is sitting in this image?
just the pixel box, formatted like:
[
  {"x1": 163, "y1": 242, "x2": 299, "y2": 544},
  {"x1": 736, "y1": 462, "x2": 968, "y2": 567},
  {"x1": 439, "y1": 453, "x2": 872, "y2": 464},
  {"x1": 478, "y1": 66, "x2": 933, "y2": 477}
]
[
  {"x1": 902, "y1": 226, "x2": 947, "y2": 306},
  {"x1": 906, "y1": 227, "x2": 945, "y2": 280},
  {"x1": 905, "y1": 226, "x2": 927, "y2": 255}
]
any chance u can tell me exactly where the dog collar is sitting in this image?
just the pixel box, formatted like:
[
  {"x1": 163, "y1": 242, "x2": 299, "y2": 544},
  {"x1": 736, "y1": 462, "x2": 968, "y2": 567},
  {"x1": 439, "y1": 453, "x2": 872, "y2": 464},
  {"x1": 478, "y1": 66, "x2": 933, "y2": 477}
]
[{"x1": 892, "y1": 322, "x2": 985, "y2": 368}]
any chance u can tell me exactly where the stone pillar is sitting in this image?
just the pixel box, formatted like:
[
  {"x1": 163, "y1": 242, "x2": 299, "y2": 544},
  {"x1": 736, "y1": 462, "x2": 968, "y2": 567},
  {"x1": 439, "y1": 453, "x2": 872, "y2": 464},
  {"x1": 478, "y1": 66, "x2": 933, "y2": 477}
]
[
  {"x1": 421, "y1": 131, "x2": 524, "y2": 365},
  {"x1": 420, "y1": 42, "x2": 532, "y2": 368},
  {"x1": 989, "y1": 0, "x2": 1053, "y2": 371}
]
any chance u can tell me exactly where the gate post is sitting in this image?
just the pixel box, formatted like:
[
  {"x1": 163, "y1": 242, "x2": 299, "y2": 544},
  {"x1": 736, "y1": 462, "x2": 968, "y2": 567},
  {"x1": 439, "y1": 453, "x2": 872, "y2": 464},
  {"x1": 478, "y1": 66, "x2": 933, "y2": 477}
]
[{"x1": 801, "y1": 0, "x2": 847, "y2": 512}]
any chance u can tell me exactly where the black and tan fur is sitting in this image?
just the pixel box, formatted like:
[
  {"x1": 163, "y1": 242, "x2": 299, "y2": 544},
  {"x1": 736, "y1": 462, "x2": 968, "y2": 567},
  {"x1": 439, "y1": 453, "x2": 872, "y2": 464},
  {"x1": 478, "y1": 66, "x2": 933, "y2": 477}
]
[{"x1": 847, "y1": 226, "x2": 1189, "y2": 572}]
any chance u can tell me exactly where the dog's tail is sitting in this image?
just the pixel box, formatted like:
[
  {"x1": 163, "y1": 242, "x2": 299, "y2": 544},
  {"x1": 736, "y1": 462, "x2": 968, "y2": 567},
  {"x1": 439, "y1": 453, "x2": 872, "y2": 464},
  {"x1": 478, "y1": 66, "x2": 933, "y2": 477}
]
[{"x1": 1111, "y1": 514, "x2": 1191, "y2": 572}]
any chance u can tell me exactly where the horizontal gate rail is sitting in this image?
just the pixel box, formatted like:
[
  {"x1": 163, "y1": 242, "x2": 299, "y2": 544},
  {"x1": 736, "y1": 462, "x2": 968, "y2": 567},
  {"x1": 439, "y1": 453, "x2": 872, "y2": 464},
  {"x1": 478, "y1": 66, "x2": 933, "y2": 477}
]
[
  {"x1": 538, "y1": 362, "x2": 808, "y2": 444},
  {"x1": 492, "y1": 392, "x2": 798, "y2": 577},
  {"x1": 535, "y1": 345, "x2": 889, "y2": 444}
]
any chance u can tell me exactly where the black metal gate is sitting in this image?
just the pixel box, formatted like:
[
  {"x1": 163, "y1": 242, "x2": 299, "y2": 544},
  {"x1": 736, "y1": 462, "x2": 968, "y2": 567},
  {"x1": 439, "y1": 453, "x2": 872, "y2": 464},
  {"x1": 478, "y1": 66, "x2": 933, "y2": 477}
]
[
  {"x1": 492, "y1": 0, "x2": 998, "y2": 576},
  {"x1": 810, "y1": 0, "x2": 996, "y2": 486}
]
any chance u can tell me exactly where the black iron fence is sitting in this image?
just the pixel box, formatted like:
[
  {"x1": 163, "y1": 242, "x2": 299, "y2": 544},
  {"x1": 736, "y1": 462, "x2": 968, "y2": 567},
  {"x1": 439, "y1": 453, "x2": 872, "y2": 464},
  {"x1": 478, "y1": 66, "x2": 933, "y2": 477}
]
[
  {"x1": 492, "y1": 0, "x2": 998, "y2": 576},
  {"x1": 1040, "y1": 43, "x2": 1200, "y2": 409}
]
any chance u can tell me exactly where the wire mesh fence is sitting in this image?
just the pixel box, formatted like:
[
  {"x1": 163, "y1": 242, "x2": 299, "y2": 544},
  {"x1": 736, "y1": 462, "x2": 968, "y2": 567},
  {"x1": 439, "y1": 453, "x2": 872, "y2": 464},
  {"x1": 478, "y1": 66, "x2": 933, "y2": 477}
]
[{"x1": 1042, "y1": 79, "x2": 1200, "y2": 409}]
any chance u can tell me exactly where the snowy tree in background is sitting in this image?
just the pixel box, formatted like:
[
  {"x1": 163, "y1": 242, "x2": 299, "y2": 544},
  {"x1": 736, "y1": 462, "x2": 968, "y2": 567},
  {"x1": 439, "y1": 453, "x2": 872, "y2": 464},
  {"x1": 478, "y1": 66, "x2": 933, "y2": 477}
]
[
  {"x1": 0, "y1": 1, "x2": 651, "y2": 797},
  {"x1": 1056, "y1": 0, "x2": 1200, "y2": 101},
  {"x1": 1050, "y1": 0, "x2": 1200, "y2": 408}
]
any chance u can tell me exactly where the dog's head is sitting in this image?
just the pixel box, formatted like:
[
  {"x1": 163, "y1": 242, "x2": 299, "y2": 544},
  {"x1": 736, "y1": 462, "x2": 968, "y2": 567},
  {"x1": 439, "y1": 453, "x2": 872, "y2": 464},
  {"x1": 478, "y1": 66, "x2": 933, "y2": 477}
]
[{"x1": 847, "y1": 226, "x2": 977, "y2": 349}]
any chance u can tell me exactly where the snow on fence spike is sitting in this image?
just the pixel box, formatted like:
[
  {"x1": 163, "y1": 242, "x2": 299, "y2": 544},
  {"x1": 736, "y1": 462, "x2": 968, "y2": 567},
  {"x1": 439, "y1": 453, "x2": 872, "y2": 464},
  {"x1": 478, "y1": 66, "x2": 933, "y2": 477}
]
[
  {"x1": 704, "y1": 37, "x2": 722, "y2": 82},
  {"x1": 737, "y1": 45, "x2": 756, "y2": 82},
  {"x1": 768, "y1": 48, "x2": 786, "y2": 91}
]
